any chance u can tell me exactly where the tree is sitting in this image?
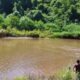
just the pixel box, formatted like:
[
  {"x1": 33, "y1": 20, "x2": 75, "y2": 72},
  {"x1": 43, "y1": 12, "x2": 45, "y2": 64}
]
[
  {"x1": 4, "y1": 14, "x2": 19, "y2": 28},
  {"x1": 13, "y1": 1, "x2": 24, "y2": 16}
]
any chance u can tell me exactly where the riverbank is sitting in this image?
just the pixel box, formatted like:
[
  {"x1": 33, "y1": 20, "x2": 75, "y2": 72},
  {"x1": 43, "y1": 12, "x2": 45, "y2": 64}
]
[{"x1": 0, "y1": 29, "x2": 80, "y2": 39}]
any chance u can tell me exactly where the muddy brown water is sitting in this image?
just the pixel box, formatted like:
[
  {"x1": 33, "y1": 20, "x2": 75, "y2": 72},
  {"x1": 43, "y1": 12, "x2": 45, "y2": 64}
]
[{"x1": 0, "y1": 38, "x2": 80, "y2": 79}]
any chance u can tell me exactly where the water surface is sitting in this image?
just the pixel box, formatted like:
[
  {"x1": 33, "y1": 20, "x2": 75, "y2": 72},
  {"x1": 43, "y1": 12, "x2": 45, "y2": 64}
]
[{"x1": 0, "y1": 38, "x2": 80, "y2": 79}]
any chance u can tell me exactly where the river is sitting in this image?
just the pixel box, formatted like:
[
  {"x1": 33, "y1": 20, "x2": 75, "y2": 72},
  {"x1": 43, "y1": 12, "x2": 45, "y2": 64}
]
[{"x1": 0, "y1": 38, "x2": 80, "y2": 79}]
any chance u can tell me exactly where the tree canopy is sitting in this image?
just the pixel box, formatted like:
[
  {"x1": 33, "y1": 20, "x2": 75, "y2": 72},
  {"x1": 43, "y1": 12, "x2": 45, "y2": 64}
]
[{"x1": 0, "y1": 0, "x2": 80, "y2": 38}]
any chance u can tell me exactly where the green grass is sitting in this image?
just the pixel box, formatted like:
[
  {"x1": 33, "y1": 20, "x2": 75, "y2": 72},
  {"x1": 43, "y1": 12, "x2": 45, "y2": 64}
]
[
  {"x1": 48, "y1": 32, "x2": 80, "y2": 39},
  {"x1": 0, "y1": 28, "x2": 40, "y2": 38},
  {"x1": 1, "y1": 26, "x2": 80, "y2": 39},
  {"x1": 14, "y1": 76, "x2": 27, "y2": 80},
  {"x1": 10, "y1": 70, "x2": 76, "y2": 80},
  {"x1": 56, "y1": 69, "x2": 76, "y2": 80}
]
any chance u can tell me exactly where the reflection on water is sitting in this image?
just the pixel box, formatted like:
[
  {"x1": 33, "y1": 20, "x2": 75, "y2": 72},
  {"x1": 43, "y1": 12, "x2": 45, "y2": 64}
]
[{"x1": 0, "y1": 38, "x2": 80, "y2": 79}]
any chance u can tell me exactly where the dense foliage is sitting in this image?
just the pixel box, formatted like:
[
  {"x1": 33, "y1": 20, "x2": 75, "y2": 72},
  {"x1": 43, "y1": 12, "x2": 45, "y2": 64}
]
[{"x1": 0, "y1": 0, "x2": 80, "y2": 38}]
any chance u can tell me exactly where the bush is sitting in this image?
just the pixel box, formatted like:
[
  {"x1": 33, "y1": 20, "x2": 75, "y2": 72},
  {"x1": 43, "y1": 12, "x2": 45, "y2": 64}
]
[
  {"x1": 34, "y1": 20, "x2": 45, "y2": 30},
  {"x1": 0, "y1": 14, "x2": 4, "y2": 27},
  {"x1": 51, "y1": 32, "x2": 80, "y2": 39},
  {"x1": 44, "y1": 23, "x2": 60, "y2": 32},
  {"x1": 26, "y1": 30, "x2": 40, "y2": 38},
  {"x1": 4, "y1": 14, "x2": 19, "y2": 28},
  {"x1": 63, "y1": 23, "x2": 80, "y2": 32},
  {"x1": 19, "y1": 16, "x2": 35, "y2": 30},
  {"x1": 56, "y1": 69, "x2": 75, "y2": 80},
  {"x1": 0, "y1": 29, "x2": 7, "y2": 37},
  {"x1": 6, "y1": 27, "x2": 26, "y2": 37}
]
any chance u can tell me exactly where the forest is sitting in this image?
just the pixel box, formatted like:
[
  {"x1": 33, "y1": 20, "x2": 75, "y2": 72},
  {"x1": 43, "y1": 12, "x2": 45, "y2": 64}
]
[{"x1": 0, "y1": 0, "x2": 80, "y2": 38}]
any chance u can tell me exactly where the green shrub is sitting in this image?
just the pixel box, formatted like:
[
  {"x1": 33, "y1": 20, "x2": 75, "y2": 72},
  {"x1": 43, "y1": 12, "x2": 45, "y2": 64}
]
[
  {"x1": 56, "y1": 69, "x2": 75, "y2": 80},
  {"x1": 26, "y1": 30, "x2": 40, "y2": 38},
  {"x1": 6, "y1": 27, "x2": 26, "y2": 37},
  {"x1": 0, "y1": 29, "x2": 7, "y2": 37},
  {"x1": 19, "y1": 16, "x2": 35, "y2": 30},
  {"x1": 44, "y1": 23, "x2": 60, "y2": 32},
  {"x1": 63, "y1": 23, "x2": 80, "y2": 32},
  {"x1": 34, "y1": 20, "x2": 45, "y2": 30},
  {"x1": 4, "y1": 14, "x2": 19, "y2": 28},
  {"x1": 10, "y1": 16, "x2": 19, "y2": 28},
  {"x1": 52, "y1": 32, "x2": 80, "y2": 39},
  {"x1": 0, "y1": 14, "x2": 4, "y2": 26}
]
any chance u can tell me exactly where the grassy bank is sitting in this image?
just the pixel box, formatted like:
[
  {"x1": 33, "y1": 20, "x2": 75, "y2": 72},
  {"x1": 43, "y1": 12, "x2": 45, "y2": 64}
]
[
  {"x1": 0, "y1": 29, "x2": 40, "y2": 38},
  {"x1": 49, "y1": 32, "x2": 80, "y2": 39},
  {"x1": 0, "y1": 28, "x2": 80, "y2": 39}
]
